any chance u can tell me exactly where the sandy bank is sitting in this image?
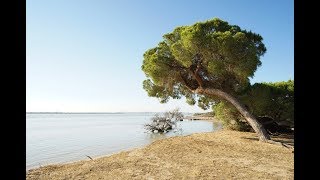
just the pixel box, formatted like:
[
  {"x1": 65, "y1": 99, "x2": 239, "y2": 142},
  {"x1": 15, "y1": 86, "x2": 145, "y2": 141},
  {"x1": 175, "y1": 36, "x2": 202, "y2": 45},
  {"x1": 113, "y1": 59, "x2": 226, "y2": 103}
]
[{"x1": 27, "y1": 130, "x2": 294, "y2": 179}]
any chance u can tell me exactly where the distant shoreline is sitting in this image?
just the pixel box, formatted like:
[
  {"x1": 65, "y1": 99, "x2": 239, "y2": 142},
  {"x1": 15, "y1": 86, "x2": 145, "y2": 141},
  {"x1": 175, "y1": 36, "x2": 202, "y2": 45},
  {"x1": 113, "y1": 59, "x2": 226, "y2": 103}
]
[
  {"x1": 26, "y1": 112, "x2": 193, "y2": 114},
  {"x1": 184, "y1": 116, "x2": 215, "y2": 121}
]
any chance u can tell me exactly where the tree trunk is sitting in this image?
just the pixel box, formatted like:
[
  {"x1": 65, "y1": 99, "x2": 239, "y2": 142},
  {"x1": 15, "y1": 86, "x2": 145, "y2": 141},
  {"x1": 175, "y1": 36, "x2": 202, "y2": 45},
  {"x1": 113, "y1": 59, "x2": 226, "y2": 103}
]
[{"x1": 194, "y1": 88, "x2": 271, "y2": 142}]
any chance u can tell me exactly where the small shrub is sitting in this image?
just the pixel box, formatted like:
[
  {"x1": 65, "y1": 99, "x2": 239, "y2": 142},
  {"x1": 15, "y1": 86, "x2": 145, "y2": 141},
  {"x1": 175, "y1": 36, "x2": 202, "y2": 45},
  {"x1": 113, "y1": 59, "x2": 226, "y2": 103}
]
[
  {"x1": 213, "y1": 101, "x2": 252, "y2": 132},
  {"x1": 144, "y1": 108, "x2": 184, "y2": 133}
]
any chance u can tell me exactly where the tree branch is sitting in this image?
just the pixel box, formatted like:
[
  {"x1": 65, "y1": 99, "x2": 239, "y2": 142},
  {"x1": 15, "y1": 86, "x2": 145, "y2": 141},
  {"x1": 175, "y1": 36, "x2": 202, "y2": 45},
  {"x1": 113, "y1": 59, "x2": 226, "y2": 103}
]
[
  {"x1": 179, "y1": 72, "x2": 195, "y2": 92},
  {"x1": 190, "y1": 58, "x2": 204, "y2": 88},
  {"x1": 194, "y1": 62, "x2": 204, "y2": 87}
]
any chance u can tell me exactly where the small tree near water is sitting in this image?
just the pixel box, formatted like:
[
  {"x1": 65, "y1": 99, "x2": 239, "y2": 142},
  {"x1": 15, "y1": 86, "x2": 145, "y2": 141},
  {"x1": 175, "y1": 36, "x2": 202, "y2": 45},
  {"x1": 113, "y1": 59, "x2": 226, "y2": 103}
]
[{"x1": 144, "y1": 109, "x2": 184, "y2": 133}]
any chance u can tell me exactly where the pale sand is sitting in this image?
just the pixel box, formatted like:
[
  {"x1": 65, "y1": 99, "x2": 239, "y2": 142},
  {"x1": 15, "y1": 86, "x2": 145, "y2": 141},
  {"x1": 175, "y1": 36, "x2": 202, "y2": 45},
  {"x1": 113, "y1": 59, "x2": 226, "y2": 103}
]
[{"x1": 27, "y1": 130, "x2": 294, "y2": 180}]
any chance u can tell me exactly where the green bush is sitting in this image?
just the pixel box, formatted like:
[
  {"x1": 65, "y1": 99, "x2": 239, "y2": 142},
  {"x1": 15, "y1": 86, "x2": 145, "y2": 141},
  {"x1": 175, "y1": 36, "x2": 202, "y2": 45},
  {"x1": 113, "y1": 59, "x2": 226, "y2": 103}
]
[
  {"x1": 213, "y1": 80, "x2": 294, "y2": 131},
  {"x1": 242, "y1": 80, "x2": 294, "y2": 127},
  {"x1": 213, "y1": 101, "x2": 252, "y2": 131}
]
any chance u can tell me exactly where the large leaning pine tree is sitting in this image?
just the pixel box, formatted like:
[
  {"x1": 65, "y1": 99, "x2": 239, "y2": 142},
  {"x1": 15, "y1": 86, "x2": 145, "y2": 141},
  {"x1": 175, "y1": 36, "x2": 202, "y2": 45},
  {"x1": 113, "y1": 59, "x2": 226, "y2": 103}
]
[{"x1": 142, "y1": 18, "x2": 275, "y2": 142}]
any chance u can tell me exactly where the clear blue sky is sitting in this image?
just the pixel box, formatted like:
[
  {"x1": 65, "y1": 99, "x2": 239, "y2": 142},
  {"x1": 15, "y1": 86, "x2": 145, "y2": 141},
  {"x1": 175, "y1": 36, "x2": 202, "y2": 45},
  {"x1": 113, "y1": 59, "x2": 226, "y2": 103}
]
[{"x1": 26, "y1": 0, "x2": 293, "y2": 113}]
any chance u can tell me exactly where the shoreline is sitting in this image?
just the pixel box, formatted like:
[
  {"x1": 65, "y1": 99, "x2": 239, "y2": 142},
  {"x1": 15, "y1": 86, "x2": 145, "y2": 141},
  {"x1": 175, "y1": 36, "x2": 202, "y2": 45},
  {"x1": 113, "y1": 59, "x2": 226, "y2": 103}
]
[
  {"x1": 27, "y1": 129, "x2": 293, "y2": 179},
  {"x1": 27, "y1": 119, "x2": 220, "y2": 171}
]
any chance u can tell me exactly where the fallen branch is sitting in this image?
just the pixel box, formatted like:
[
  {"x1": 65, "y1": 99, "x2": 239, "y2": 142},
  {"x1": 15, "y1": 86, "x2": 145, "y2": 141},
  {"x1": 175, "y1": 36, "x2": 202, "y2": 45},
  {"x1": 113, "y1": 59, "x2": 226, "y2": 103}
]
[{"x1": 86, "y1": 155, "x2": 93, "y2": 160}]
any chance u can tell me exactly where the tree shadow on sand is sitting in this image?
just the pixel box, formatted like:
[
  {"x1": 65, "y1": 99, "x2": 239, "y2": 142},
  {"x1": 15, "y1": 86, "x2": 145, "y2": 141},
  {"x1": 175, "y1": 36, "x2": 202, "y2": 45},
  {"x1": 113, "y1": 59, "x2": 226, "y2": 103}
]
[{"x1": 242, "y1": 134, "x2": 294, "y2": 146}]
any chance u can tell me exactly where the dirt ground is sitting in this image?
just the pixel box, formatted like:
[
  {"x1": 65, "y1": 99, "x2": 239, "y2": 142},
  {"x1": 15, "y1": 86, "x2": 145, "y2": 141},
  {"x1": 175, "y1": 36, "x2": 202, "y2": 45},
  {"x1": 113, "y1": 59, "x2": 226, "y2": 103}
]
[{"x1": 27, "y1": 130, "x2": 294, "y2": 180}]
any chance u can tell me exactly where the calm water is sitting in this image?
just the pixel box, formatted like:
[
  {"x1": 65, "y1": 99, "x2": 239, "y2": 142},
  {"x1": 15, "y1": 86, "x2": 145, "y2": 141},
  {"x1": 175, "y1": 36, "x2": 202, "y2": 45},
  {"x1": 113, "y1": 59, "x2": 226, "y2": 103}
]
[{"x1": 26, "y1": 112, "x2": 222, "y2": 170}]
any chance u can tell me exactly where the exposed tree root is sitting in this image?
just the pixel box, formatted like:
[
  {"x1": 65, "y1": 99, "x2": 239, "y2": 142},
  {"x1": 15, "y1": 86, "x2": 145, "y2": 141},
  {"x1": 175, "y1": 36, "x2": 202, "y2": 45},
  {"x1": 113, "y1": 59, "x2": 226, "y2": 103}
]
[
  {"x1": 267, "y1": 130, "x2": 280, "y2": 136},
  {"x1": 261, "y1": 139, "x2": 294, "y2": 149}
]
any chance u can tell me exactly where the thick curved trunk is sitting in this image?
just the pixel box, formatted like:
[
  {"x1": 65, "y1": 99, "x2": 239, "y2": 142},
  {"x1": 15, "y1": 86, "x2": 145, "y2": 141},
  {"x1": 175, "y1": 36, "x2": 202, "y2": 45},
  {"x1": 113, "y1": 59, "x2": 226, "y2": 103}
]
[{"x1": 195, "y1": 88, "x2": 271, "y2": 142}]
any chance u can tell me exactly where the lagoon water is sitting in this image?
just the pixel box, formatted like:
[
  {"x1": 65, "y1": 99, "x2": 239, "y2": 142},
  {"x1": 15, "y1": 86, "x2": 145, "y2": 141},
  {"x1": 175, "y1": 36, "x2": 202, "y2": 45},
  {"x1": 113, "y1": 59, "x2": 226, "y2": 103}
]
[{"x1": 26, "y1": 112, "x2": 222, "y2": 170}]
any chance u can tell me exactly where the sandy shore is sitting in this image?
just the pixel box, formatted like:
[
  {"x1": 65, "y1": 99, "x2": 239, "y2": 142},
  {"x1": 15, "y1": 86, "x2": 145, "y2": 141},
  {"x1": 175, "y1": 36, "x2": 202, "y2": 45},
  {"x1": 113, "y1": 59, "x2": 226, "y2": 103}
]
[{"x1": 27, "y1": 130, "x2": 294, "y2": 180}]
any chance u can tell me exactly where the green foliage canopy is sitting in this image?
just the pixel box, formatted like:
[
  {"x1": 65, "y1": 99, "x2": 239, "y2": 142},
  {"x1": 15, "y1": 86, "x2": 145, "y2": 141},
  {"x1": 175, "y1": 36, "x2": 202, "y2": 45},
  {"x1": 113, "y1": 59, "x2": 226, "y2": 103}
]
[{"x1": 142, "y1": 18, "x2": 266, "y2": 107}]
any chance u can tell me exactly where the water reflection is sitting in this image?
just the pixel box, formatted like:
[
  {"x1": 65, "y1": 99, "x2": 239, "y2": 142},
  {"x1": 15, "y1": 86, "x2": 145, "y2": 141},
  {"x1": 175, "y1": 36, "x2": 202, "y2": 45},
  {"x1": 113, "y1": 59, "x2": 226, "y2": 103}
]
[
  {"x1": 143, "y1": 119, "x2": 222, "y2": 144},
  {"x1": 144, "y1": 128, "x2": 184, "y2": 143}
]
